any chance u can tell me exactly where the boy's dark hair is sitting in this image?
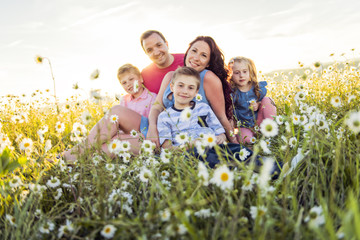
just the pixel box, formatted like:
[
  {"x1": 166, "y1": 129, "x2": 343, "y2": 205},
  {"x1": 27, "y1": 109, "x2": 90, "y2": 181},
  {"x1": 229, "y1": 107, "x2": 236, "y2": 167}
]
[
  {"x1": 171, "y1": 66, "x2": 201, "y2": 89},
  {"x1": 117, "y1": 63, "x2": 141, "y2": 80},
  {"x1": 140, "y1": 30, "x2": 167, "y2": 50}
]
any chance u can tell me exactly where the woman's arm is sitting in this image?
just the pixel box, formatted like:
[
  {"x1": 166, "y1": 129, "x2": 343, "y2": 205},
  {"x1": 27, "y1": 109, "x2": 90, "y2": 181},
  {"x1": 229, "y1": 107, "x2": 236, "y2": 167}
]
[
  {"x1": 146, "y1": 72, "x2": 174, "y2": 147},
  {"x1": 203, "y1": 71, "x2": 238, "y2": 143}
]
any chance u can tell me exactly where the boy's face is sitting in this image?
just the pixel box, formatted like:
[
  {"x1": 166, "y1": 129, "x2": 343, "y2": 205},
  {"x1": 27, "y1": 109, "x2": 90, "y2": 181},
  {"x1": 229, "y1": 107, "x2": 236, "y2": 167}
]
[
  {"x1": 119, "y1": 72, "x2": 143, "y2": 96},
  {"x1": 170, "y1": 75, "x2": 199, "y2": 109}
]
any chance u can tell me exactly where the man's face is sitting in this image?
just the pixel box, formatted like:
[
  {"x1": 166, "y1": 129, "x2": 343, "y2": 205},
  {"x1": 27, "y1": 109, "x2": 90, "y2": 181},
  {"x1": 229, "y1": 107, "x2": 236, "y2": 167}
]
[{"x1": 142, "y1": 33, "x2": 171, "y2": 68}]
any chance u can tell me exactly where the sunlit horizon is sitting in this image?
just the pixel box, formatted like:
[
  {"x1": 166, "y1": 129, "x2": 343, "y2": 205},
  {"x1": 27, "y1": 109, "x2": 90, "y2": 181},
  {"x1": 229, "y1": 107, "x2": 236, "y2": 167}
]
[{"x1": 1, "y1": 0, "x2": 360, "y2": 101}]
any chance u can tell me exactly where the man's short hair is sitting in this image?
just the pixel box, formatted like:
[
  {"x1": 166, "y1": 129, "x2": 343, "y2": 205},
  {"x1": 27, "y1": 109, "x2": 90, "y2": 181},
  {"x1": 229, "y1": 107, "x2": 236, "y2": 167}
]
[{"x1": 140, "y1": 30, "x2": 167, "y2": 50}]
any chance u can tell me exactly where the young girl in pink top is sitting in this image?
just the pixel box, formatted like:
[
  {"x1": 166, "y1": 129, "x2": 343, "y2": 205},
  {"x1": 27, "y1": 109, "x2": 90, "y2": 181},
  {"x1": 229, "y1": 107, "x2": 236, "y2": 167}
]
[
  {"x1": 62, "y1": 64, "x2": 156, "y2": 162},
  {"x1": 228, "y1": 56, "x2": 276, "y2": 144}
]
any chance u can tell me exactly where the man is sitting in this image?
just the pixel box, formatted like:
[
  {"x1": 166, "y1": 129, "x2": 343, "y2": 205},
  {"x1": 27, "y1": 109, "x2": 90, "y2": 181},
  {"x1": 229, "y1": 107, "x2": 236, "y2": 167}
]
[{"x1": 140, "y1": 30, "x2": 184, "y2": 94}]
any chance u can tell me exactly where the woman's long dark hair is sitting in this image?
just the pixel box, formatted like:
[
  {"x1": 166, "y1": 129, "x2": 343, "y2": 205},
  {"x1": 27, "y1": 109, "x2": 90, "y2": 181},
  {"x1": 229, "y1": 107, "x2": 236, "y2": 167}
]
[{"x1": 184, "y1": 36, "x2": 233, "y2": 120}]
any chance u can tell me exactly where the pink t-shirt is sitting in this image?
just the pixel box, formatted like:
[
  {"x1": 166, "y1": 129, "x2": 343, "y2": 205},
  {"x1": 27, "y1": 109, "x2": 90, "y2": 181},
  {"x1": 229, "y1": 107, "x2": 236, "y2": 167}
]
[
  {"x1": 141, "y1": 53, "x2": 185, "y2": 94},
  {"x1": 119, "y1": 88, "x2": 157, "y2": 118}
]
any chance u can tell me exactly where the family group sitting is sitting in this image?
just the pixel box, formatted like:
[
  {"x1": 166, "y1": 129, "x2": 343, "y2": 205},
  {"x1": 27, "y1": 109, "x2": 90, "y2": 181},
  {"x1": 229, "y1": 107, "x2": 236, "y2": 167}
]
[{"x1": 61, "y1": 30, "x2": 279, "y2": 175}]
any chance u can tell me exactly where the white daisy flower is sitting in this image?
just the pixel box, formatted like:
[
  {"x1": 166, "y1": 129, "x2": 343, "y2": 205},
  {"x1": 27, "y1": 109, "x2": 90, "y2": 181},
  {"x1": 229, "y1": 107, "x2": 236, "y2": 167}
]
[
  {"x1": 81, "y1": 111, "x2": 92, "y2": 125},
  {"x1": 258, "y1": 157, "x2": 275, "y2": 189},
  {"x1": 348, "y1": 95, "x2": 356, "y2": 103},
  {"x1": 330, "y1": 96, "x2": 342, "y2": 107},
  {"x1": 133, "y1": 80, "x2": 139, "y2": 93},
  {"x1": 288, "y1": 137, "x2": 297, "y2": 148},
  {"x1": 299, "y1": 115, "x2": 308, "y2": 126},
  {"x1": 160, "y1": 208, "x2": 171, "y2": 222},
  {"x1": 195, "y1": 94, "x2": 202, "y2": 101},
  {"x1": 275, "y1": 116, "x2": 284, "y2": 125},
  {"x1": 54, "y1": 188, "x2": 63, "y2": 200},
  {"x1": 294, "y1": 91, "x2": 306, "y2": 103},
  {"x1": 194, "y1": 208, "x2": 211, "y2": 218},
  {"x1": 304, "y1": 206, "x2": 325, "y2": 229},
  {"x1": 105, "y1": 163, "x2": 115, "y2": 172},
  {"x1": 9, "y1": 176, "x2": 22, "y2": 188},
  {"x1": 101, "y1": 224, "x2": 117, "y2": 239},
  {"x1": 120, "y1": 141, "x2": 131, "y2": 152},
  {"x1": 110, "y1": 114, "x2": 119, "y2": 124},
  {"x1": 195, "y1": 141, "x2": 206, "y2": 155},
  {"x1": 198, "y1": 161, "x2": 209, "y2": 186},
  {"x1": 180, "y1": 107, "x2": 192, "y2": 122},
  {"x1": 44, "y1": 139, "x2": 52, "y2": 152},
  {"x1": 238, "y1": 148, "x2": 251, "y2": 161},
  {"x1": 6, "y1": 214, "x2": 17, "y2": 226},
  {"x1": 346, "y1": 111, "x2": 360, "y2": 134},
  {"x1": 19, "y1": 138, "x2": 33, "y2": 153},
  {"x1": 130, "y1": 129, "x2": 138, "y2": 137},
  {"x1": 39, "y1": 220, "x2": 55, "y2": 234},
  {"x1": 202, "y1": 133, "x2": 217, "y2": 148},
  {"x1": 55, "y1": 121, "x2": 65, "y2": 133},
  {"x1": 141, "y1": 140, "x2": 156, "y2": 155},
  {"x1": 57, "y1": 220, "x2": 74, "y2": 239},
  {"x1": 90, "y1": 69, "x2": 100, "y2": 80},
  {"x1": 90, "y1": 89, "x2": 102, "y2": 103},
  {"x1": 160, "y1": 170, "x2": 170, "y2": 179},
  {"x1": 292, "y1": 114, "x2": 300, "y2": 125},
  {"x1": 260, "y1": 140, "x2": 271, "y2": 154},
  {"x1": 260, "y1": 119, "x2": 278, "y2": 138},
  {"x1": 46, "y1": 176, "x2": 61, "y2": 188},
  {"x1": 175, "y1": 132, "x2": 190, "y2": 145},
  {"x1": 139, "y1": 168, "x2": 152, "y2": 183},
  {"x1": 250, "y1": 205, "x2": 267, "y2": 220},
  {"x1": 250, "y1": 137, "x2": 257, "y2": 144},
  {"x1": 210, "y1": 165, "x2": 234, "y2": 191},
  {"x1": 160, "y1": 148, "x2": 171, "y2": 163},
  {"x1": 108, "y1": 139, "x2": 122, "y2": 154}
]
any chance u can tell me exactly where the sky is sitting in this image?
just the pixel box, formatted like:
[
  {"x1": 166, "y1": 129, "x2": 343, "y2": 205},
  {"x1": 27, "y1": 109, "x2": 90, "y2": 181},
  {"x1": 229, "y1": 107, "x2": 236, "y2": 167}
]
[{"x1": 1, "y1": 0, "x2": 360, "y2": 101}]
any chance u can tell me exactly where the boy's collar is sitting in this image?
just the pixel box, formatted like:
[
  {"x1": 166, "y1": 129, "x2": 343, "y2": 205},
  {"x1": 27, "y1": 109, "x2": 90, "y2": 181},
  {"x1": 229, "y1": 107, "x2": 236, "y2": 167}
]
[{"x1": 171, "y1": 101, "x2": 196, "y2": 112}]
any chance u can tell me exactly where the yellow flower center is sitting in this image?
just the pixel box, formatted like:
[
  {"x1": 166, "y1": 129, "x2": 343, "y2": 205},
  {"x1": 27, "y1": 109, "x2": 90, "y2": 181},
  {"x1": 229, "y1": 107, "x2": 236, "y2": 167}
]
[
  {"x1": 105, "y1": 228, "x2": 111, "y2": 233},
  {"x1": 24, "y1": 143, "x2": 30, "y2": 148},
  {"x1": 220, "y1": 172, "x2": 229, "y2": 182},
  {"x1": 208, "y1": 137, "x2": 214, "y2": 143},
  {"x1": 112, "y1": 143, "x2": 117, "y2": 149}
]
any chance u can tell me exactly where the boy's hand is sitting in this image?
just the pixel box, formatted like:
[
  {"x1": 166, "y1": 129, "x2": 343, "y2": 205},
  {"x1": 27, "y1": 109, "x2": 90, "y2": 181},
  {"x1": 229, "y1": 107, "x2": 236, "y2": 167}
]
[{"x1": 216, "y1": 134, "x2": 227, "y2": 145}]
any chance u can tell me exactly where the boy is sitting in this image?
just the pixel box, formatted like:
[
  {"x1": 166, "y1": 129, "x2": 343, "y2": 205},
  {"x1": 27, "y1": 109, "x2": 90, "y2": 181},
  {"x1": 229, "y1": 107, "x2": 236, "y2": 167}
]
[
  {"x1": 117, "y1": 63, "x2": 157, "y2": 118},
  {"x1": 62, "y1": 64, "x2": 156, "y2": 162},
  {"x1": 157, "y1": 66, "x2": 226, "y2": 149}
]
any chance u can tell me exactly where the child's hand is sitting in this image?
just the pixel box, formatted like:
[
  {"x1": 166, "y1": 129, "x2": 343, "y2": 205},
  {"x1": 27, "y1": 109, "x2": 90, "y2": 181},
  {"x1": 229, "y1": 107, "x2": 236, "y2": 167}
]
[
  {"x1": 249, "y1": 101, "x2": 260, "y2": 111},
  {"x1": 216, "y1": 134, "x2": 227, "y2": 145}
]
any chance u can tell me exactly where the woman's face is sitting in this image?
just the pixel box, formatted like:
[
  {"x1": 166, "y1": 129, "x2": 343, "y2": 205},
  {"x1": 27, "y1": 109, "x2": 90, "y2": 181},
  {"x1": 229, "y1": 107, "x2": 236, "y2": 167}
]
[{"x1": 185, "y1": 40, "x2": 211, "y2": 72}]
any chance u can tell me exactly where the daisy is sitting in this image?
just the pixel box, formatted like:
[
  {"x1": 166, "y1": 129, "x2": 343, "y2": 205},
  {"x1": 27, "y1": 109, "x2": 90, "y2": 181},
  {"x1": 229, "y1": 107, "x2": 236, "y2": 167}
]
[
  {"x1": 160, "y1": 208, "x2": 171, "y2": 222},
  {"x1": 249, "y1": 137, "x2": 257, "y2": 144},
  {"x1": 292, "y1": 114, "x2": 300, "y2": 125},
  {"x1": 108, "y1": 139, "x2": 121, "y2": 154},
  {"x1": 175, "y1": 132, "x2": 190, "y2": 145},
  {"x1": 160, "y1": 170, "x2": 170, "y2": 179},
  {"x1": 294, "y1": 91, "x2": 306, "y2": 103},
  {"x1": 258, "y1": 157, "x2": 275, "y2": 189},
  {"x1": 347, "y1": 95, "x2": 356, "y2": 103},
  {"x1": 195, "y1": 94, "x2": 202, "y2": 101},
  {"x1": 101, "y1": 224, "x2": 117, "y2": 239},
  {"x1": 139, "y1": 168, "x2": 152, "y2": 183},
  {"x1": 9, "y1": 176, "x2": 22, "y2": 188},
  {"x1": 6, "y1": 214, "x2": 17, "y2": 226},
  {"x1": 304, "y1": 122, "x2": 314, "y2": 132},
  {"x1": 57, "y1": 220, "x2": 74, "y2": 239},
  {"x1": 141, "y1": 140, "x2": 156, "y2": 154},
  {"x1": 194, "y1": 208, "x2": 211, "y2": 218},
  {"x1": 81, "y1": 111, "x2": 92, "y2": 125},
  {"x1": 175, "y1": 224, "x2": 187, "y2": 235},
  {"x1": 250, "y1": 205, "x2": 267, "y2": 220},
  {"x1": 39, "y1": 220, "x2": 55, "y2": 234},
  {"x1": 299, "y1": 115, "x2": 308, "y2": 126},
  {"x1": 119, "y1": 152, "x2": 131, "y2": 163},
  {"x1": 304, "y1": 206, "x2": 325, "y2": 229},
  {"x1": 120, "y1": 141, "x2": 131, "y2": 152},
  {"x1": 195, "y1": 141, "x2": 206, "y2": 155},
  {"x1": 130, "y1": 129, "x2": 138, "y2": 137},
  {"x1": 92, "y1": 154, "x2": 103, "y2": 166},
  {"x1": 44, "y1": 139, "x2": 52, "y2": 152},
  {"x1": 288, "y1": 137, "x2": 297, "y2": 148},
  {"x1": 54, "y1": 188, "x2": 63, "y2": 200},
  {"x1": 46, "y1": 176, "x2": 61, "y2": 188},
  {"x1": 238, "y1": 148, "x2": 251, "y2": 161},
  {"x1": 260, "y1": 140, "x2": 271, "y2": 154},
  {"x1": 260, "y1": 119, "x2": 279, "y2": 138},
  {"x1": 198, "y1": 162, "x2": 209, "y2": 186},
  {"x1": 90, "y1": 69, "x2": 100, "y2": 80},
  {"x1": 160, "y1": 148, "x2": 171, "y2": 163},
  {"x1": 330, "y1": 96, "x2": 342, "y2": 107},
  {"x1": 20, "y1": 138, "x2": 33, "y2": 153},
  {"x1": 275, "y1": 115, "x2": 284, "y2": 125},
  {"x1": 90, "y1": 89, "x2": 102, "y2": 102},
  {"x1": 110, "y1": 114, "x2": 119, "y2": 124},
  {"x1": 105, "y1": 163, "x2": 115, "y2": 172},
  {"x1": 133, "y1": 80, "x2": 139, "y2": 93},
  {"x1": 180, "y1": 107, "x2": 192, "y2": 122},
  {"x1": 202, "y1": 133, "x2": 217, "y2": 148},
  {"x1": 55, "y1": 121, "x2": 65, "y2": 133},
  {"x1": 345, "y1": 111, "x2": 360, "y2": 134},
  {"x1": 210, "y1": 165, "x2": 234, "y2": 191}
]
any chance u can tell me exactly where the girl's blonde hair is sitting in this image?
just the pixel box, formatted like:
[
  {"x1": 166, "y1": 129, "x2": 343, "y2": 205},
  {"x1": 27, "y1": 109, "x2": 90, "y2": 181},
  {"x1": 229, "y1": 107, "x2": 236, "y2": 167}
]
[{"x1": 229, "y1": 56, "x2": 261, "y2": 100}]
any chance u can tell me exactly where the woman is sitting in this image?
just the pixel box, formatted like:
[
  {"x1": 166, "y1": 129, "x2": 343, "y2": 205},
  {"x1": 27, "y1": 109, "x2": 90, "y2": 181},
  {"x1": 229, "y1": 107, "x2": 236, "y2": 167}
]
[{"x1": 146, "y1": 36, "x2": 238, "y2": 147}]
